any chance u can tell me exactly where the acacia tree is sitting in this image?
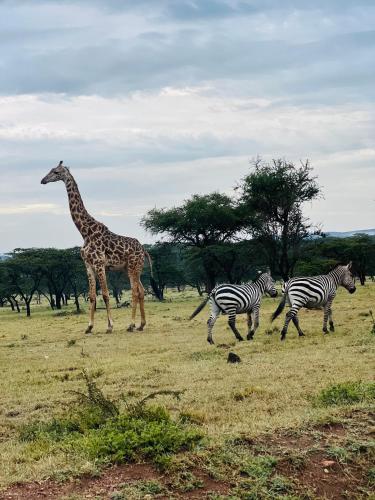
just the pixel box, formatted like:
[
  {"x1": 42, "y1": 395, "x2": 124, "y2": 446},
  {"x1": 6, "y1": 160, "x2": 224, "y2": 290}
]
[
  {"x1": 142, "y1": 192, "x2": 246, "y2": 292},
  {"x1": 4, "y1": 249, "x2": 44, "y2": 317},
  {"x1": 239, "y1": 158, "x2": 321, "y2": 280}
]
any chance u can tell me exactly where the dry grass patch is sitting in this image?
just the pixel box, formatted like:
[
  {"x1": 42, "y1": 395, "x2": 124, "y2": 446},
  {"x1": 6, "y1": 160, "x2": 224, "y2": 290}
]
[{"x1": 0, "y1": 284, "x2": 374, "y2": 491}]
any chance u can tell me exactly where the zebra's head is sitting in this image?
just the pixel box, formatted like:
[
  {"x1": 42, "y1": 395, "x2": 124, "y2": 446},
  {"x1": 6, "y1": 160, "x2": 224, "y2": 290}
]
[
  {"x1": 340, "y1": 262, "x2": 356, "y2": 294},
  {"x1": 257, "y1": 272, "x2": 278, "y2": 298}
]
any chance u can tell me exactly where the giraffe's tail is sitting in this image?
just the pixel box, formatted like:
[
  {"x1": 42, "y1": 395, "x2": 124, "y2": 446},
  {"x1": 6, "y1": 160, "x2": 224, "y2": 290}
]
[{"x1": 144, "y1": 251, "x2": 163, "y2": 301}]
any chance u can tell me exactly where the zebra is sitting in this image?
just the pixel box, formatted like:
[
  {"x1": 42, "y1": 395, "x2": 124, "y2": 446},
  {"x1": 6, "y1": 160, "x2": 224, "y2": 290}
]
[
  {"x1": 189, "y1": 272, "x2": 278, "y2": 344},
  {"x1": 271, "y1": 262, "x2": 356, "y2": 341}
]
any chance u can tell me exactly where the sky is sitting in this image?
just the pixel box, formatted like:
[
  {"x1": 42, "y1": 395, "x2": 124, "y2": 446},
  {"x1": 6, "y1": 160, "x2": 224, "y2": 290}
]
[{"x1": 0, "y1": 0, "x2": 374, "y2": 252}]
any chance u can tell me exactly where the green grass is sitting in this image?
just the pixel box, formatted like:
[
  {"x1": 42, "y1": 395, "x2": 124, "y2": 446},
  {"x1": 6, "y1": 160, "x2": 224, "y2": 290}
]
[
  {"x1": 314, "y1": 380, "x2": 375, "y2": 407},
  {"x1": 0, "y1": 284, "x2": 374, "y2": 489}
]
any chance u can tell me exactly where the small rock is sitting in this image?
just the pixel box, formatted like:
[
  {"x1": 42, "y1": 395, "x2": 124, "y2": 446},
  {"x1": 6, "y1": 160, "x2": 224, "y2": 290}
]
[
  {"x1": 321, "y1": 460, "x2": 335, "y2": 467},
  {"x1": 227, "y1": 352, "x2": 241, "y2": 363}
]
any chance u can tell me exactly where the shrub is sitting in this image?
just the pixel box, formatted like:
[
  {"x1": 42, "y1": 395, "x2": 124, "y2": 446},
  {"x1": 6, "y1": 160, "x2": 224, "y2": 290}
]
[
  {"x1": 19, "y1": 371, "x2": 202, "y2": 468},
  {"x1": 314, "y1": 381, "x2": 375, "y2": 407},
  {"x1": 78, "y1": 405, "x2": 203, "y2": 464}
]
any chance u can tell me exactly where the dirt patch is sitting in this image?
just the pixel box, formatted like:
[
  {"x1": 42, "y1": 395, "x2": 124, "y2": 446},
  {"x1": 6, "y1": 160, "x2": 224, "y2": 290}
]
[
  {"x1": 278, "y1": 451, "x2": 366, "y2": 500},
  {"x1": 0, "y1": 464, "x2": 229, "y2": 500}
]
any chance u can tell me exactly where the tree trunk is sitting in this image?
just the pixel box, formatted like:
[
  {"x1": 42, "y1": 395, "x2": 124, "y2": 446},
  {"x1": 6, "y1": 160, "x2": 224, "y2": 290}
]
[
  {"x1": 26, "y1": 300, "x2": 31, "y2": 317},
  {"x1": 359, "y1": 272, "x2": 366, "y2": 286},
  {"x1": 74, "y1": 294, "x2": 80, "y2": 312},
  {"x1": 55, "y1": 293, "x2": 62, "y2": 310},
  {"x1": 49, "y1": 293, "x2": 55, "y2": 310}
]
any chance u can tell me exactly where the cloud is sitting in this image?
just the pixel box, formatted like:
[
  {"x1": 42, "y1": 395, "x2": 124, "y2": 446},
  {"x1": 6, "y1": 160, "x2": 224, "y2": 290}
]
[
  {"x1": 0, "y1": 1, "x2": 374, "y2": 101},
  {"x1": 0, "y1": 0, "x2": 374, "y2": 251},
  {"x1": 0, "y1": 203, "x2": 65, "y2": 215}
]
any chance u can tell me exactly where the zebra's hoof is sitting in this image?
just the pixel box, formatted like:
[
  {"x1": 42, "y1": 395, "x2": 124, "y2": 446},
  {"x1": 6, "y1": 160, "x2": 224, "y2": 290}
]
[
  {"x1": 298, "y1": 332, "x2": 305, "y2": 337},
  {"x1": 329, "y1": 324, "x2": 335, "y2": 332},
  {"x1": 236, "y1": 336, "x2": 244, "y2": 342},
  {"x1": 247, "y1": 333, "x2": 254, "y2": 341},
  {"x1": 323, "y1": 328, "x2": 329, "y2": 334},
  {"x1": 207, "y1": 337, "x2": 214, "y2": 345},
  {"x1": 281, "y1": 335, "x2": 286, "y2": 341}
]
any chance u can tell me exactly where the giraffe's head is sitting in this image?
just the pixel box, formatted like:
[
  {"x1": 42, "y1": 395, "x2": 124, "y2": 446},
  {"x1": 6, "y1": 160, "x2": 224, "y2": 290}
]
[{"x1": 41, "y1": 161, "x2": 70, "y2": 184}]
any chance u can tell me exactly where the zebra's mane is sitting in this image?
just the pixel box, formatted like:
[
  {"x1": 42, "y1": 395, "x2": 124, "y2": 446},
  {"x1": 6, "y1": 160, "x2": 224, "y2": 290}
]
[{"x1": 329, "y1": 263, "x2": 346, "y2": 272}]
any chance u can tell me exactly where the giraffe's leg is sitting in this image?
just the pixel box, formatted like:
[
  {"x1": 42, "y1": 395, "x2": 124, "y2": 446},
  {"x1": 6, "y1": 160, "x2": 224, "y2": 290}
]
[
  {"x1": 228, "y1": 310, "x2": 243, "y2": 342},
  {"x1": 97, "y1": 267, "x2": 113, "y2": 333},
  {"x1": 136, "y1": 278, "x2": 146, "y2": 331},
  {"x1": 85, "y1": 263, "x2": 96, "y2": 334},
  {"x1": 127, "y1": 273, "x2": 138, "y2": 332},
  {"x1": 207, "y1": 300, "x2": 220, "y2": 344}
]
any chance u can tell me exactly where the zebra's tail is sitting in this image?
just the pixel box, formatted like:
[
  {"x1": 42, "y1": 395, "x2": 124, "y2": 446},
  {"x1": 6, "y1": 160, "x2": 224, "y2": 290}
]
[
  {"x1": 144, "y1": 251, "x2": 163, "y2": 301},
  {"x1": 271, "y1": 293, "x2": 287, "y2": 322},
  {"x1": 189, "y1": 295, "x2": 210, "y2": 320}
]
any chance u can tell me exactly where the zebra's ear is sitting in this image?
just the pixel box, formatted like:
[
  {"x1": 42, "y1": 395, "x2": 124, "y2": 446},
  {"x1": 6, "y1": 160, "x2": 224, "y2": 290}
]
[{"x1": 347, "y1": 261, "x2": 352, "y2": 270}]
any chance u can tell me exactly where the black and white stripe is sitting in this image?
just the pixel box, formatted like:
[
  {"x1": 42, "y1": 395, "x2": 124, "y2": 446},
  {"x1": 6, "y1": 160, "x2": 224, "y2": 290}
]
[
  {"x1": 190, "y1": 272, "x2": 277, "y2": 344},
  {"x1": 271, "y1": 263, "x2": 356, "y2": 340}
]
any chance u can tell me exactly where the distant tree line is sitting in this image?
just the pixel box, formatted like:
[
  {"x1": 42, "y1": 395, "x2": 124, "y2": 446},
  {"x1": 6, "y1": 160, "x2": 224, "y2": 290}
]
[{"x1": 1, "y1": 159, "x2": 374, "y2": 316}]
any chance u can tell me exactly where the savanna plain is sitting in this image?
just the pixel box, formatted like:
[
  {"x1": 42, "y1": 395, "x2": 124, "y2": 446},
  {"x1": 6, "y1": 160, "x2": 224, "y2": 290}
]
[{"x1": 0, "y1": 285, "x2": 374, "y2": 499}]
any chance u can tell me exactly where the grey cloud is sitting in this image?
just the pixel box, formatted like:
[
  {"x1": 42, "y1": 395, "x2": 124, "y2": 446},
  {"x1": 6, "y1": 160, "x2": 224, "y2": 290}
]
[{"x1": 0, "y1": 0, "x2": 374, "y2": 102}]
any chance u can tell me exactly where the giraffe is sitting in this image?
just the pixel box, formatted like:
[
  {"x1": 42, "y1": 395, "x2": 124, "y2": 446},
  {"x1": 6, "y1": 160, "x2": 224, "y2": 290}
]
[{"x1": 41, "y1": 161, "x2": 160, "y2": 334}]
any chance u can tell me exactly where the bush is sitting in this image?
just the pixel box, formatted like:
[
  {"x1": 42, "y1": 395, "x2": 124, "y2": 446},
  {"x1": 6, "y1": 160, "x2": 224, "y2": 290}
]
[
  {"x1": 19, "y1": 371, "x2": 202, "y2": 468},
  {"x1": 314, "y1": 381, "x2": 375, "y2": 407},
  {"x1": 78, "y1": 405, "x2": 203, "y2": 464}
]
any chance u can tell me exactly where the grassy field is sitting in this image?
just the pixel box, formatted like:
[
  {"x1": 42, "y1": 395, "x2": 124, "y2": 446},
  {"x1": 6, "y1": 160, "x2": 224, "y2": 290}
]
[{"x1": 0, "y1": 284, "x2": 374, "y2": 498}]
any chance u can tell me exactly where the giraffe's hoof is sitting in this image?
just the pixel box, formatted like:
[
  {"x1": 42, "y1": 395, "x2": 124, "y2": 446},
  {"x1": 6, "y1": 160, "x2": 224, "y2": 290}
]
[
  {"x1": 127, "y1": 325, "x2": 135, "y2": 332},
  {"x1": 85, "y1": 326, "x2": 93, "y2": 335},
  {"x1": 106, "y1": 328, "x2": 113, "y2": 334},
  {"x1": 136, "y1": 326, "x2": 144, "y2": 331}
]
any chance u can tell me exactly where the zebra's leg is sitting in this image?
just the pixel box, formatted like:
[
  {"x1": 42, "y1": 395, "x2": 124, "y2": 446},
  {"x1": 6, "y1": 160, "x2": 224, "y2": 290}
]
[
  {"x1": 281, "y1": 308, "x2": 297, "y2": 341},
  {"x1": 247, "y1": 308, "x2": 259, "y2": 340},
  {"x1": 228, "y1": 311, "x2": 243, "y2": 342},
  {"x1": 329, "y1": 307, "x2": 335, "y2": 332},
  {"x1": 291, "y1": 315, "x2": 305, "y2": 337},
  {"x1": 323, "y1": 303, "x2": 329, "y2": 334},
  {"x1": 207, "y1": 301, "x2": 220, "y2": 345},
  {"x1": 246, "y1": 312, "x2": 252, "y2": 340}
]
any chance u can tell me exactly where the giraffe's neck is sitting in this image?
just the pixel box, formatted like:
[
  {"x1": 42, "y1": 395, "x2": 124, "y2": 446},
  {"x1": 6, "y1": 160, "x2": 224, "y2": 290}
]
[{"x1": 64, "y1": 174, "x2": 100, "y2": 239}]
